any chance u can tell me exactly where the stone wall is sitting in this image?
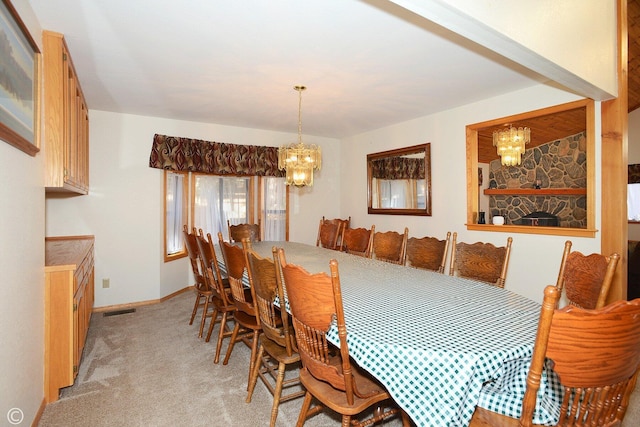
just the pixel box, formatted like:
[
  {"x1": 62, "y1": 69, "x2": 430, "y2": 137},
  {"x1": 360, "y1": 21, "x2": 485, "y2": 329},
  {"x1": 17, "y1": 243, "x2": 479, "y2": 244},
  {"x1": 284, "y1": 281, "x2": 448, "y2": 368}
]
[{"x1": 487, "y1": 132, "x2": 587, "y2": 228}]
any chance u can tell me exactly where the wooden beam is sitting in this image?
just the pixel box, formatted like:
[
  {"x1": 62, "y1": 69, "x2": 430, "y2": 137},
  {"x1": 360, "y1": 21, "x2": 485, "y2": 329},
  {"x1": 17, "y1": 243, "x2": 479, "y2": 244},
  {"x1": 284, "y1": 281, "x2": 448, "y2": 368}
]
[{"x1": 601, "y1": 0, "x2": 629, "y2": 302}]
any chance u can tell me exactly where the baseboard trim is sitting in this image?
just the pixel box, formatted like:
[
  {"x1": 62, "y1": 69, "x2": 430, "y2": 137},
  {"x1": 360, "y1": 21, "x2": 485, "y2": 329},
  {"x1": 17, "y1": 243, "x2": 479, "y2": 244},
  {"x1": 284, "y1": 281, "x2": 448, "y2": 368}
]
[
  {"x1": 92, "y1": 286, "x2": 193, "y2": 313},
  {"x1": 31, "y1": 397, "x2": 46, "y2": 427}
]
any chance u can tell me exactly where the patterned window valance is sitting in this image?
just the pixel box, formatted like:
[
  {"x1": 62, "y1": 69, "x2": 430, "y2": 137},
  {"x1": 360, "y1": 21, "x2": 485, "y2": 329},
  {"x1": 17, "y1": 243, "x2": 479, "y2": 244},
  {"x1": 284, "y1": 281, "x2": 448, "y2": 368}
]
[
  {"x1": 630, "y1": 164, "x2": 640, "y2": 184},
  {"x1": 148, "y1": 133, "x2": 284, "y2": 177},
  {"x1": 371, "y1": 157, "x2": 425, "y2": 180}
]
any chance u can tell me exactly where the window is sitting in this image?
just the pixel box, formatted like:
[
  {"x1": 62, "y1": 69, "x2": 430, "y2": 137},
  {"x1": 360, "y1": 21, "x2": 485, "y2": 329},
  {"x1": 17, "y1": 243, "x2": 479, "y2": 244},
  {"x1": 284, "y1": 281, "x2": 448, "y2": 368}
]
[
  {"x1": 629, "y1": 183, "x2": 640, "y2": 221},
  {"x1": 193, "y1": 174, "x2": 253, "y2": 240},
  {"x1": 164, "y1": 172, "x2": 289, "y2": 257},
  {"x1": 164, "y1": 171, "x2": 188, "y2": 261},
  {"x1": 371, "y1": 178, "x2": 424, "y2": 209},
  {"x1": 260, "y1": 176, "x2": 288, "y2": 241}
]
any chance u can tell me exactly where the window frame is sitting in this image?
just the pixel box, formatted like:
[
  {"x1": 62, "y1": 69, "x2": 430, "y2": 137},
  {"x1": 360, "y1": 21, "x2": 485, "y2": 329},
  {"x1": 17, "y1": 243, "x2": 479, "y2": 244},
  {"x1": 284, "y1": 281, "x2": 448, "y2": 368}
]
[
  {"x1": 164, "y1": 170, "x2": 188, "y2": 262},
  {"x1": 465, "y1": 98, "x2": 596, "y2": 237}
]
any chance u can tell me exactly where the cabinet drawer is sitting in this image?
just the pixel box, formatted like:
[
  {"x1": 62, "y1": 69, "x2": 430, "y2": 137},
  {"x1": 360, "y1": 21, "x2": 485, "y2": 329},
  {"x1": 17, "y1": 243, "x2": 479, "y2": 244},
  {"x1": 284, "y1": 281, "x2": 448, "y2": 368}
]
[{"x1": 74, "y1": 245, "x2": 94, "y2": 292}]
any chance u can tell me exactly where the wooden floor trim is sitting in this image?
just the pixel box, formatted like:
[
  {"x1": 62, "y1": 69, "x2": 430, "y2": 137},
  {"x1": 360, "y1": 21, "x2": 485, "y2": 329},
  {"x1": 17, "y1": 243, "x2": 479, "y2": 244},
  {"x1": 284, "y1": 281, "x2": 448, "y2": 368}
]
[{"x1": 92, "y1": 286, "x2": 192, "y2": 313}]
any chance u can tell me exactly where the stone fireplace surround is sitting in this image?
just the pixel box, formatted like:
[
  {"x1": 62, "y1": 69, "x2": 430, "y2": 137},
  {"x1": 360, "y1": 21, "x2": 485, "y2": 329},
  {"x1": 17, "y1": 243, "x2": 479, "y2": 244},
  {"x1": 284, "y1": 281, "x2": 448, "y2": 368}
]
[{"x1": 487, "y1": 132, "x2": 587, "y2": 228}]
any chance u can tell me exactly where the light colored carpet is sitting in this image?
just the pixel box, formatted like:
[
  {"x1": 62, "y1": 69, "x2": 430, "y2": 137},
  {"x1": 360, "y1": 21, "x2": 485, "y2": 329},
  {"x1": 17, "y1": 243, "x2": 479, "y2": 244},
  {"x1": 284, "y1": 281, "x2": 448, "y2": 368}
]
[
  {"x1": 38, "y1": 291, "x2": 640, "y2": 427},
  {"x1": 37, "y1": 291, "x2": 401, "y2": 427}
]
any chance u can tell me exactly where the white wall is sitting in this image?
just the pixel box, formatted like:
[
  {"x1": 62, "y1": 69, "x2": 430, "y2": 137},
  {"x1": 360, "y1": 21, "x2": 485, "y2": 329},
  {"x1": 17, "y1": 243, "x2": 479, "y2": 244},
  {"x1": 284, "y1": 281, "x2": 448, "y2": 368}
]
[
  {"x1": 341, "y1": 84, "x2": 600, "y2": 303},
  {"x1": 629, "y1": 108, "x2": 640, "y2": 241},
  {"x1": 0, "y1": 2, "x2": 46, "y2": 423},
  {"x1": 46, "y1": 111, "x2": 341, "y2": 307},
  {"x1": 442, "y1": 0, "x2": 617, "y2": 97}
]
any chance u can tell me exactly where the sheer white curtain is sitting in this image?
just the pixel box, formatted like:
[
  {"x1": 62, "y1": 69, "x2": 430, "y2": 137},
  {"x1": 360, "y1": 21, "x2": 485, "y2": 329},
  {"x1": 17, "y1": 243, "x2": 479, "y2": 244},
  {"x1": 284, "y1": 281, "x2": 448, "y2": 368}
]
[
  {"x1": 166, "y1": 172, "x2": 184, "y2": 254},
  {"x1": 262, "y1": 177, "x2": 286, "y2": 241},
  {"x1": 373, "y1": 178, "x2": 414, "y2": 208},
  {"x1": 629, "y1": 183, "x2": 640, "y2": 221},
  {"x1": 223, "y1": 178, "x2": 249, "y2": 227},
  {"x1": 193, "y1": 175, "x2": 250, "y2": 240},
  {"x1": 194, "y1": 175, "x2": 226, "y2": 239}
]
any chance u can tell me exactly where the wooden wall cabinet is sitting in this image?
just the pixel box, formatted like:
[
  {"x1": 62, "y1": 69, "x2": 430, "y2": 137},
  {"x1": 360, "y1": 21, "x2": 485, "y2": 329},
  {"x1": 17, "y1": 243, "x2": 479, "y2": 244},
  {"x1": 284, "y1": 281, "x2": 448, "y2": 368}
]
[
  {"x1": 43, "y1": 31, "x2": 90, "y2": 194},
  {"x1": 45, "y1": 235, "x2": 95, "y2": 403}
]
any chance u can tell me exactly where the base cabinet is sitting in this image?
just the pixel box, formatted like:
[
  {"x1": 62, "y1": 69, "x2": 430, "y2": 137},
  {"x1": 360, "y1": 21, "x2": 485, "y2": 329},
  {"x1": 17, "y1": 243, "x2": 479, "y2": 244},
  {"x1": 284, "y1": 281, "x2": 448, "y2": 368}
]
[{"x1": 45, "y1": 235, "x2": 95, "y2": 402}]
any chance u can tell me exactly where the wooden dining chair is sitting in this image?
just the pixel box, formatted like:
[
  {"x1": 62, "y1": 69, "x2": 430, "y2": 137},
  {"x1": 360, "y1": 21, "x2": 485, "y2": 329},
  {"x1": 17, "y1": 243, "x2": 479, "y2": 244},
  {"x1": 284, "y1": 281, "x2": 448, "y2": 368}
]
[
  {"x1": 405, "y1": 231, "x2": 451, "y2": 273},
  {"x1": 245, "y1": 246, "x2": 304, "y2": 427},
  {"x1": 322, "y1": 216, "x2": 351, "y2": 245},
  {"x1": 469, "y1": 285, "x2": 640, "y2": 427},
  {"x1": 228, "y1": 219, "x2": 261, "y2": 243},
  {"x1": 276, "y1": 248, "x2": 410, "y2": 427},
  {"x1": 372, "y1": 227, "x2": 408, "y2": 265},
  {"x1": 316, "y1": 219, "x2": 343, "y2": 250},
  {"x1": 218, "y1": 233, "x2": 262, "y2": 388},
  {"x1": 555, "y1": 240, "x2": 621, "y2": 309},
  {"x1": 195, "y1": 230, "x2": 237, "y2": 364},
  {"x1": 322, "y1": 216, "x2": 351, "y2": 230},
  {"x1": 449, "y1": 232, "x2": 513, "y2": 288},
  {"x1": 184, "y1": 225, "x2": 209, "y2": 330},
  {"x1": 340, "y1": 225, "x2": 375, "y2": 258}
]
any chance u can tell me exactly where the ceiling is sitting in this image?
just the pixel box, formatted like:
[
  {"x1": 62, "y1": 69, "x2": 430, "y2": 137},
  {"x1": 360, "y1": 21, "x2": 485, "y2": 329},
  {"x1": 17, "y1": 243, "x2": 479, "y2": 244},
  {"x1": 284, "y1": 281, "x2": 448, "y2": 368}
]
[
  {"x1": 477, "y1": 107, "x2": 587, "y2": 164},
  {"x1": 476, "y1": 0, "x2": 640, "y2": 164},
  {"x1": 28, "y1": 0, "x2": 637, "y2": 144}
]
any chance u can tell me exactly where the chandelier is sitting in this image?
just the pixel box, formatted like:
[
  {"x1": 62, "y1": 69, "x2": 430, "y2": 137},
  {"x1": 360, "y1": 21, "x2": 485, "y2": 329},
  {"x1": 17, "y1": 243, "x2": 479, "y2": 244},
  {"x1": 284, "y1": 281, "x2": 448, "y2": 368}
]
[
  {"x1": 278, "y1": 85, "x2": 321, "y2": 187},
  {"x1": 492, "y1": 125, "x2": 530, "y2": 166}
]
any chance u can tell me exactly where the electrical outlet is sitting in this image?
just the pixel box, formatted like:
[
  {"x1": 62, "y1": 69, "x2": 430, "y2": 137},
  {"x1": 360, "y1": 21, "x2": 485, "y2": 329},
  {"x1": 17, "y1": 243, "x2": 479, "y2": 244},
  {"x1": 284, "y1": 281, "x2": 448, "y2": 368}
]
[{"x1": 102, "y1": 278, "x2": 110, "y2": 288}]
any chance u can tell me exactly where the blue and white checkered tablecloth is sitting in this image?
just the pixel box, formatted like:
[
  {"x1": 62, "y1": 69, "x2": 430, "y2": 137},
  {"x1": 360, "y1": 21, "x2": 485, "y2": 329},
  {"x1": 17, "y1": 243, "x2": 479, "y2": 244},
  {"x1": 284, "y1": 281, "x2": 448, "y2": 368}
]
[{"x1": 216, "y1": 241, "x2": 561, "y2": 427}]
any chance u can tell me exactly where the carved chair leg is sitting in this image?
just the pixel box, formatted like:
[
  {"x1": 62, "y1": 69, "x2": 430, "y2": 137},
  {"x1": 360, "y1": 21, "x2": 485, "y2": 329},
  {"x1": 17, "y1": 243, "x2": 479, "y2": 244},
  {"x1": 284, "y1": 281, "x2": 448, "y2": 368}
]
[
  {"x1": 246, "y1": 330, "x2": 261, "y2": 390},
  {"x1": 198, "y1": 297, "x2": 210, "y2": 338},
  {"x1": 204, "y1": 308, "x2": 219, "y2": 343},
  {"x1": 246, "y1": 344, "x2": 264, "y2": 403},
  {"x1": 222, "y1": 322, "x2": 241, "y2": 365},
  {"x1": 189, "y1": 293, "x2": 201, "y2": 325},
  {"x1": 212, "y1": 312, "x2": 229, "y2": 364},
  {"x1": 296, "y1": 391, "x2": 314, "y2": 427},
  {"x1": 270, "y1": 360, "x2": 286, "y2": 427}
]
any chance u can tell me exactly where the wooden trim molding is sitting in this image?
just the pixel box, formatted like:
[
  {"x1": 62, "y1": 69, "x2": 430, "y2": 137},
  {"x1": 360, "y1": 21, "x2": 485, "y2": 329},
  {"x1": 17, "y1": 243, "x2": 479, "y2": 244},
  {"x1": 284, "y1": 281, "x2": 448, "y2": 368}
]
[
  {"x1": 483, "y1": 189, "x2": 586, "y2": 196},
  {"x1": 600, "y1": 0, "x2": 629, "y2": 302},
  {"x1": 466, "y1": 98, "x2": 596, "y2": 238}
]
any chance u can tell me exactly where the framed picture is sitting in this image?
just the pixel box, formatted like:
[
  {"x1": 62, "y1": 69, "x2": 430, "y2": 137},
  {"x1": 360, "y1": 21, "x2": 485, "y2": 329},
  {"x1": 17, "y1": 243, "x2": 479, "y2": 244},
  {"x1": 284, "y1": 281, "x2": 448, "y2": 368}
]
[{"x1": 0, "y1": 0, "x2": 40, "y2": 156}]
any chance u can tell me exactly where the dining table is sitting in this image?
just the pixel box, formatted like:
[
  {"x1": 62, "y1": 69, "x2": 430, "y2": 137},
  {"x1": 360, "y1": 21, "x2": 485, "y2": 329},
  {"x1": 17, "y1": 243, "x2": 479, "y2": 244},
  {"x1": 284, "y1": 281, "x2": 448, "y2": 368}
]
[{"x1": 215, "y1": 240, "x2": 561, "y2": 427}]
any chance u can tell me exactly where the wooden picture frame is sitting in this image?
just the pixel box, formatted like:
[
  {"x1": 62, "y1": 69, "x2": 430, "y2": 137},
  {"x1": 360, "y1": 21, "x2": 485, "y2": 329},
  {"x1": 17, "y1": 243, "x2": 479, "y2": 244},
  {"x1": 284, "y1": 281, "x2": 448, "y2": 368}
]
[{"x1": 0, "y1": 0, "x2": 40, "y2": 156}]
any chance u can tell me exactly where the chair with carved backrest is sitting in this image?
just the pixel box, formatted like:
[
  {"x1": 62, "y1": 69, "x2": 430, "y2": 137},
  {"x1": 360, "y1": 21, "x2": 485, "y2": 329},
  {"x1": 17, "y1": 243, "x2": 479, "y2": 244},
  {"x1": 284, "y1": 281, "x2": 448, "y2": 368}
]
[
  {"x1": 228, "y1": 219, "x2": 261, "y2": 243},
  {"x1": 470, "y1": 285, "x2": 640, "y2": 427},
  {"x1": 316, "y1": 219, "x2": 343, "y2": 251},
  {"x1": 372, "y1": 227, "x2": 408, "y2": 265},
  {"x1": 195, "y1": 230, "x2": 236, "y2": 364},
  {"x1": 217, "y1": 233, "x2": 262, "y2": 389},
  {"x1": 405, "y1": 231, "x2": 452, "y2": 274},
  {"x1": 340, "y1": 225, "x2": 375, "y2": 258},
  {"x1": 184, "y1": 225, "x2": 209, "y2": 334},
  {"x1": 245, "y1": 246, "x2": 304, "y2": 427},
  {"x1": 322, "y1": 216, "x2": 351, "y2": 247},
  {"x1": 276, "y1": 248, "x2": 410, "y2": 427},
  {"x1": 555, "y1": 240, "x2": 621, "y2": 309},
  {"x1": 449, "y1": 232, "x2": 513, "y2": 288}
]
